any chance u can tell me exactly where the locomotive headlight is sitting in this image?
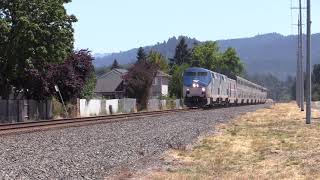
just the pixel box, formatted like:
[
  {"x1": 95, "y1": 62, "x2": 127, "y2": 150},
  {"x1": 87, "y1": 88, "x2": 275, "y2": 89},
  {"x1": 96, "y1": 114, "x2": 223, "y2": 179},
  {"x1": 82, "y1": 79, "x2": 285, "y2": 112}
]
[
  {"x1": 192, "y1": 83, "x2": 199, "y2": 88},
  {"x1": 202, "y1": 87, "x2": 206, "y2": 92}
]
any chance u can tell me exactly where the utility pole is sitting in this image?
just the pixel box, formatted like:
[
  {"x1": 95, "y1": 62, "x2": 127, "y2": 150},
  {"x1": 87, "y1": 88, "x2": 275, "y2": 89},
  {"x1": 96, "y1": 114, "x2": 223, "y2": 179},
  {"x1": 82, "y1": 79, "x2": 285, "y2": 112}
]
[
  {"x1": 292, "y1": 0, "x2": 301, "y2": 108},
  {"x1": 306, "y1": 0, "x2": 311, "y2": 124},
  {"x1": 299, "y1": 0, "x2": 304, "y2": 111},
  {"x1": 296, "y1": 37, "x2": 300, "y2": 108}
]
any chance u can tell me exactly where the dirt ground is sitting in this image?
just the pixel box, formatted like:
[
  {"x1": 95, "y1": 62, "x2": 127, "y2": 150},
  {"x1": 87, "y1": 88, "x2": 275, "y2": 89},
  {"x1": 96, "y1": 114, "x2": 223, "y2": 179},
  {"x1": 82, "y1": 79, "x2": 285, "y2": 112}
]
[{"x1": 138, "y1": 103, "x2": 320, "y2": 180}]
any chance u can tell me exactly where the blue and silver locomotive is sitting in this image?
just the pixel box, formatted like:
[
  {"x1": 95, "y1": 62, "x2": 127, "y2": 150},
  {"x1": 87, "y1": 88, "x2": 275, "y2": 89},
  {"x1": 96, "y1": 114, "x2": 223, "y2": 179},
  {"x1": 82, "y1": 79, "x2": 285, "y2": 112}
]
[{"x1": 183, "y1": 67, "x2": 267, "y2": 107}]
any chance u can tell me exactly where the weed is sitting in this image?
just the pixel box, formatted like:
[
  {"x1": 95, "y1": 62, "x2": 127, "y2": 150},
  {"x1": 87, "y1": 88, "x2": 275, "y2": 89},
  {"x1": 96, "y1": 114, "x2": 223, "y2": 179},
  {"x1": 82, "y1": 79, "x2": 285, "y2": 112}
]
[{"x1": 145, "y1": 103, "x2": 320, "y2": 179}]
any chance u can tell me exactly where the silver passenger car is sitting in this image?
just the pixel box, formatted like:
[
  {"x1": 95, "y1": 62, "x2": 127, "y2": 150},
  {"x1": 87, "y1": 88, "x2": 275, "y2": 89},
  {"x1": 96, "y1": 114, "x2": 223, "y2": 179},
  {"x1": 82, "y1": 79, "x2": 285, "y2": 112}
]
[{"x1": 183, "y1": 67, "x2": 267, "y2": 107}]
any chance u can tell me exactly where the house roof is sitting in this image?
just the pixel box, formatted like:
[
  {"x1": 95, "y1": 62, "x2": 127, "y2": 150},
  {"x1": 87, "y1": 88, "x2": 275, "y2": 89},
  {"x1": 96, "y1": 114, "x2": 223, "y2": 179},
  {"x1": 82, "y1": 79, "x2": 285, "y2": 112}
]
[
  {"x1": 98, "y1": 68, "x2": 128, "y2": 79},
  {"x1": 94, "y1": 69, "x2": 170, "y2": 93},
  {"x1": 113, "y1": 68, "x2": 128, "y2": 74},
  {"x1": 95, "y1": 69, "x2": 128, "y2": 93}
]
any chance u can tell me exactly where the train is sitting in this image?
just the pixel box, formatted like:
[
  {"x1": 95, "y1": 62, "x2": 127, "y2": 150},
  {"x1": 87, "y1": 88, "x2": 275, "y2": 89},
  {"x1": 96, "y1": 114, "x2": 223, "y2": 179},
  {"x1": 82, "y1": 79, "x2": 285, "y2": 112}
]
[{"x1": 183, "y1": 67, "x2": 268, "y2": 107}]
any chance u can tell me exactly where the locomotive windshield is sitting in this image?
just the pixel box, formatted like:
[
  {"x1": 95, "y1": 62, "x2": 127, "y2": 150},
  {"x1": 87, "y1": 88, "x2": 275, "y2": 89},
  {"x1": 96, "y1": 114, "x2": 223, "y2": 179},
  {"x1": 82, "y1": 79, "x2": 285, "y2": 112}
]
[
  {"x1": 185, "y1": 72, "x2": 197, "y2": 76},
  {"x1": 197, "y1": 72, "x2": 208, "y2": 76},
  {"x1": 183, "y1": 70, "x2": 211, "y2": 87}
]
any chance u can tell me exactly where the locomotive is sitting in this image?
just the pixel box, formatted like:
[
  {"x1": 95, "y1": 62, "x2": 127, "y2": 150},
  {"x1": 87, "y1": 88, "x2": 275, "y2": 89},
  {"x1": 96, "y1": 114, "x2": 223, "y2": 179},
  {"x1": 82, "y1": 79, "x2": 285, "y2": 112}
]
[{"x1": 183, "y1": 67, "x2": 267, "y2": 107}]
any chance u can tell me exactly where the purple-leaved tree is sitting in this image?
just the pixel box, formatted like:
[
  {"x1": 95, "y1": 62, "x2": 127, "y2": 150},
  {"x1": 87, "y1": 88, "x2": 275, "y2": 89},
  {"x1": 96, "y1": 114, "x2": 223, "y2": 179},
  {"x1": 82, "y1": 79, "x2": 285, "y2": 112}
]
[
  {"x1": 24, "y1": 50, "x2": 94, "y2": 102},
  {"x1": 124, "y1": 58, "x2": 159, "y2": 110}
]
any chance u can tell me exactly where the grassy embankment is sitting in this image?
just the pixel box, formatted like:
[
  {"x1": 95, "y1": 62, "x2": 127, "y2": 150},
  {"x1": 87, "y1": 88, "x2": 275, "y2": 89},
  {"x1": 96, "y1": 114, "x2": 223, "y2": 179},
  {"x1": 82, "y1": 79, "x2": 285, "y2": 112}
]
[{"x1": 147, "y1": 103, "x2": 320, "y2": 179}]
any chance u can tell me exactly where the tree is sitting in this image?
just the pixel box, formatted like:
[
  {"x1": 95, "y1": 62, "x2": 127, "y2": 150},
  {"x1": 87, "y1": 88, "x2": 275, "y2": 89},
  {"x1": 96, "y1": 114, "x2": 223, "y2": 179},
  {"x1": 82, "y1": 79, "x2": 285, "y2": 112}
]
[
  {"x1": 0, "y1": 0, "x2": 77, "y2": 98},
  {"x1": 173, "y1": 37, "x2": 192, "y2": 65},
  {"x1": 111, "y1": 59, "x2": 120, "y2": 70},
  {"x1": 218, "y1": 47, "x2": 244, "y2": 76},
  {"x1": 124, "y1": 59, "x2": 159, "y2": 110},
  {"x1": 53, "y1": 50, "x2": 95, "y2": 103},
  {"x1": 169, "y1": 64, "x2": 190, "y2": 98},
  {"x1": 148, "y1": 51, "x2": 168, "y2": 72},
  {"x1": 136, "y1": 47, "x2": 147, "y2": 64},
  {"x1": 80, "y1": 72, "x2": 97, "y2": 99},
  {"x1": 312, "y1": 64, "x2": 320, "y2": 100},
  {"x1": 22, "y1": 50, "x2": 94, "y2": 101},
  {"x1": 248, "y1": 73, "x2": 295, "y2": 101},
  {"x1": 23, "y1": 65, "x2": 55, "y2": 100},
  {"x1": 312, "y1": 64, "x2": 320, "y2": 84},
  {"x1": 191, "y1": 41, "x2": 220, "y2": 71},
  {"x1": 191, "y1": 42, "x2": 245, "y2": 77}
]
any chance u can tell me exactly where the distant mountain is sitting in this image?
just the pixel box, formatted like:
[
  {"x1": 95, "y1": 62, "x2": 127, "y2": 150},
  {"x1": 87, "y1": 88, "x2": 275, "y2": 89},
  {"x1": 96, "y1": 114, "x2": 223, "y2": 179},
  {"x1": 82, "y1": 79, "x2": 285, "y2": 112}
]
[
  {"x1": 94, "y1": 53, "x2": 111, "y2": 58},
  {"x1": 94, "y1": 33, "x2": 320, "y2": 79},
  {"x1": 94, "y1": 36, "x2": 200, "y2": 67}
]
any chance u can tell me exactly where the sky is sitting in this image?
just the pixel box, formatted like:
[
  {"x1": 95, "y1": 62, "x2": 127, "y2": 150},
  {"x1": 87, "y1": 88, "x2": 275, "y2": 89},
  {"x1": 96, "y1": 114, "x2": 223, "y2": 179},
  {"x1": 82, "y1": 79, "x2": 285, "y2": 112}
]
[{"x1": 65, "y1": 0, "x2": 320, "y2": 54}]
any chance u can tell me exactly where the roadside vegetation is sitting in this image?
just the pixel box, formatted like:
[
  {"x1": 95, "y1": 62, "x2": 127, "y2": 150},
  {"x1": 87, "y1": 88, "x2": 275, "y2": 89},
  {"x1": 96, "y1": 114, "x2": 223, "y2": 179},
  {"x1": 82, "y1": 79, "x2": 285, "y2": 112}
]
[
  {"x1": 124, "y1": 48, "x2": 159, "y2": 110},
  {"x1": 0, "y1": 0, "x2": 96, "y2": 101},
  {"x1": 146, "y1": 103, "x2": 320, "y2": 179},
  {"x1": 0, "y1": 0, "x2": 96, "y2": 117},
  {"x1": 312, "y1": 64, "x2": 320, "y2": 101}
]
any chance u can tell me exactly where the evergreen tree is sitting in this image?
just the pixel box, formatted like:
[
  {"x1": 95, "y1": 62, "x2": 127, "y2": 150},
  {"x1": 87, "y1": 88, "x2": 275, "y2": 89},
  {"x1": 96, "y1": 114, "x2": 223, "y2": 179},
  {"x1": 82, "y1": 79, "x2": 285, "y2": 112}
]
[
  {"x1": 173, "y1": 37, "x2": 192, "y2": 65},
  {"x1": 136, "y1": 47, "x2": 147, "y2": 64},
  {"x1": 111, "y1": 59, "x2": 120, "y2": 69}
]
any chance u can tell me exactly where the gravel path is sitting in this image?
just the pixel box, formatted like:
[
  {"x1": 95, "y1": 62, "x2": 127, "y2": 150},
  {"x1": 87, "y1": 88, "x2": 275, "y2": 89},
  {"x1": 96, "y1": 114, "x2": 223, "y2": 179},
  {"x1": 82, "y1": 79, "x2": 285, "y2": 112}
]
[{"x1": 0, "y1": 104, "x2": 269, "y2": 179}]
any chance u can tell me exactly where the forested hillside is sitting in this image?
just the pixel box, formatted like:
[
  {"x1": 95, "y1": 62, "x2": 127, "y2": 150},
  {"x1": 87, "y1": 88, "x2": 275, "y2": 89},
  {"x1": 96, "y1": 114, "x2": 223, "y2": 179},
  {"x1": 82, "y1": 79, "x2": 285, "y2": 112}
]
[{"x1": 95, "y1": 33, "x2": 320, "y2": 80}]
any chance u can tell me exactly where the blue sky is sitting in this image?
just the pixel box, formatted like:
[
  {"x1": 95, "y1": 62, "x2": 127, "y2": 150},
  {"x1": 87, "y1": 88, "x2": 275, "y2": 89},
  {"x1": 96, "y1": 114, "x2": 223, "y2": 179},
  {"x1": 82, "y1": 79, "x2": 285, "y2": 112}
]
[{"x1": 65, "y1": 0, "x2": 320, "y2": 54}]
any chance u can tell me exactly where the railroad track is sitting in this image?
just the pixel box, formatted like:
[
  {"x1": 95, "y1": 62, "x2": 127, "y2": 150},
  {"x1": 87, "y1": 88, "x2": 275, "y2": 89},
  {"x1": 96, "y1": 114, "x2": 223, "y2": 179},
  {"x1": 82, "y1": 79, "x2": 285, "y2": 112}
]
[{"x1": 0, "y1": 108, "x2": 197, "y2": 136}]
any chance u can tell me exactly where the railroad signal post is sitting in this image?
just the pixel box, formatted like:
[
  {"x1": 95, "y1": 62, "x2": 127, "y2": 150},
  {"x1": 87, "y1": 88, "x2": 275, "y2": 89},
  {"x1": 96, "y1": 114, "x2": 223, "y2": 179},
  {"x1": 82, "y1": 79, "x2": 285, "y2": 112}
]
[{"x1": 55, "y1": 85, "x2": 69, "y2": 118}]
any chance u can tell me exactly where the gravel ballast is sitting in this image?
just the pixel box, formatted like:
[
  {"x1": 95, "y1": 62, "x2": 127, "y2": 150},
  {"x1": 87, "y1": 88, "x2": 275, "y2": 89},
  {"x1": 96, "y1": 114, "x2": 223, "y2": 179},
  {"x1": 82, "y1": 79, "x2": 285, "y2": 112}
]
[{"x1": 0, "y1": 104, "x2": 269, "y2": 179}]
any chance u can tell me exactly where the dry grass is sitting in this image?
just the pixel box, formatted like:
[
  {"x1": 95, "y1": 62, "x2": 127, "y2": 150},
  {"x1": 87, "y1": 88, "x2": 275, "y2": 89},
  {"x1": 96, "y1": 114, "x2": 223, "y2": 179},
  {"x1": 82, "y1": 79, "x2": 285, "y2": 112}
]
[{"x1": 145, "y1": 103, "x2": 320, "y2": 180}]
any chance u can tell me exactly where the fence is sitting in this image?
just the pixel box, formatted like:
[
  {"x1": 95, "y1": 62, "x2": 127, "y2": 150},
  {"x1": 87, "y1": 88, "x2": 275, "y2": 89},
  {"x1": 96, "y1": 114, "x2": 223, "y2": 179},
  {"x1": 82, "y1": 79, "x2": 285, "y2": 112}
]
[
  {"x1": 148, "y1": 99, "x2": 184, "y2": 111},
  {"x1": 0, "y1": 98, "x2": 185, "y2": 123},
  {"x1": 79, "y1": 98, "x2": 184, "y2": 117},
  {"x1": 0, "y1": 100, "x2": 52, "y2": 123},
  {"x1": 79, "y1": 98, "x2": 137, "y2": 117}
]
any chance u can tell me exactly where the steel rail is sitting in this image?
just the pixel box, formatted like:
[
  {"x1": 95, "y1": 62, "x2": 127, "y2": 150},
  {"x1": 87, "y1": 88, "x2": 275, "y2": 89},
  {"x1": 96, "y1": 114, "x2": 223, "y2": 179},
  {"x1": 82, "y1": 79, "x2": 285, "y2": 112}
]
[{"x1": 0, "y1": 108, "x2": 195, "y2": 135}]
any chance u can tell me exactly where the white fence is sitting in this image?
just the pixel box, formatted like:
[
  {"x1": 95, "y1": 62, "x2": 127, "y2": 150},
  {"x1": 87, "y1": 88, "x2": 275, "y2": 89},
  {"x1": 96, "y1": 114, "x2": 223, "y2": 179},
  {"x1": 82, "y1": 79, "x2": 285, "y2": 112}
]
[
  {"x1": 79, "y1": 98, "x2": 136, "y2": 117},
  {"x1": 79, "y1": 98, "x2": 184, "y2": 117},
  {"x1": 147, "y1": 99, "x2": 184, "y2": 111}
]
